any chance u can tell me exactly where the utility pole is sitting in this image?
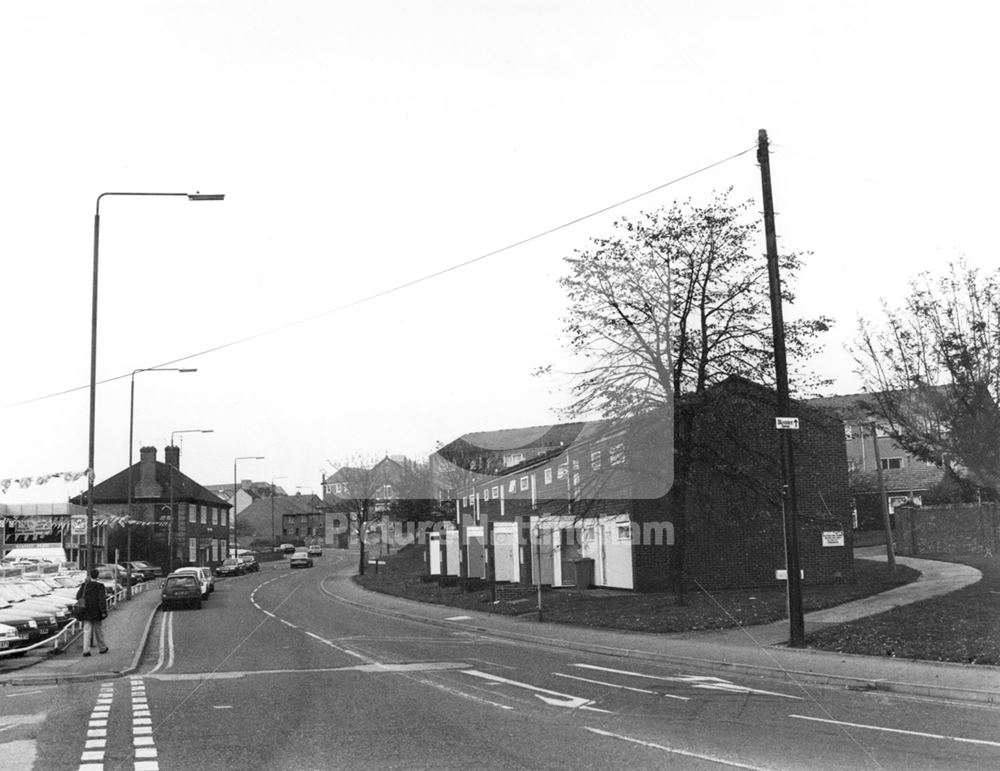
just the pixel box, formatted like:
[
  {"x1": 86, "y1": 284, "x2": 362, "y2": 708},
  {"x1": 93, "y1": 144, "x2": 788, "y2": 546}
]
[
  {"x1": 869, "y1": 422, "x2": 897, "y2": 573},
  {"x1": 758, "y1": 128, "x2": 805, "y2": 648}
]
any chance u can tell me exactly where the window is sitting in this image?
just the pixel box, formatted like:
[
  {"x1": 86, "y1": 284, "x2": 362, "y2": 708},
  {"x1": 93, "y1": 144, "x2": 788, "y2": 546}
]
[
  {"x1": 609, "y1": 443, "x2": 625, "y2": 466},
  {"x1": 504, "y1": 452, "x2": 525, "y2": 467},
  {"x1": 200, "y1": 505, "x2": 207, "y2": 525},
  {"x1": 491, "y1": 485, "x2": 499, "y2": 498},
  {"x1": 881, "y1": 457, "x2": 903, "y2": 470},
  {"x1": 508, "y1": 480, "x2": 517, "y2": 493},
  {"x1": 544, "y1": 468, "x2": 553, "y2": 485},
  {"x1": 844, "y1": 424, "x2": 855, "y2": 441},
  {"x1": 212, "y1": 508, "x2": 218, "y2": 526},
  {"x1": 519, "y1": 476, "x2": 529, "y2": 491},
  {"x1": 188, "y1": 505, "x2": 195, "y2": 523},
  {"x1": 188, "y1": 538, "x2": 197, "y2": 563},
  {"x1": 483, "y1": 488, "x2": 490, "y2": 501},
  {"x1": 590, "y1": 450, "x2": 602, "y2": 471},
  {"x1": 557, "y1": 466, "x2": 567, "y2": 480},
  {"x1": 617, "y1": 524, "x2": 632, "y2": 541},
  {"x1": 847, "y1": 459, "x2": 858, "y2": 473}
]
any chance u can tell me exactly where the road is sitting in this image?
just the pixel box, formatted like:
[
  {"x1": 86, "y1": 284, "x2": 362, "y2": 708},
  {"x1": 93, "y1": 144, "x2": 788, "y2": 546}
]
[{"x1": 5, "y1": 551, "x2": 999, "y2": 770}]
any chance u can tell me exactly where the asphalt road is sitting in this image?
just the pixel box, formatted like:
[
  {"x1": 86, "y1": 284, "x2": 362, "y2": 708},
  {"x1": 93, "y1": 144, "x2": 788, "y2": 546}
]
[{"x1": 6, "y1": 551, "x2": 999, "y2": 770}]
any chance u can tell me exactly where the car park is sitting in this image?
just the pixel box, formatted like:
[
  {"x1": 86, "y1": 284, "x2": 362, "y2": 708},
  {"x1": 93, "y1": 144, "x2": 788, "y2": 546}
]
[
  {"x1": 216, "y1": 557, "x2": 246, "y2": 577},
  {"x1": 170, "y1": 567, "x2": 213, "y2": 598},
  {"x1": 0, "y1": 598, "x2": 56, "y2": 640},
  {"x1": 161, "y1": 574, "x2": 203, "y2": 609},
  {"x1": 0, "y1": 582, "x2": 73, "y2": 627},
  {"x1": 289, "y1": 551, "x2": 313, "y2": 569}
]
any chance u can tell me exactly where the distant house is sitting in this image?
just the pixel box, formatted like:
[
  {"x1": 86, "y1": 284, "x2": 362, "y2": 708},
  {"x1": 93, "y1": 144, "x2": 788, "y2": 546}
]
[
  {"x1": 204, "y1": 480, "x2": 281, "y2": 520},
  {"x1": 236, "y1": 492, "x2": 329, "y2": 548},
  {"x1": 442, "y1": 376, "x2": 854, "y2": 592},
  {"x1": 70, "y1": 445, "x2": 231, "y2": 571},
  {"x1": 806, "y1": 393, "x2": 946, "y2": 529},
  {"x1": 322, "y1": 456, "x2": 412, "y2": 548}
]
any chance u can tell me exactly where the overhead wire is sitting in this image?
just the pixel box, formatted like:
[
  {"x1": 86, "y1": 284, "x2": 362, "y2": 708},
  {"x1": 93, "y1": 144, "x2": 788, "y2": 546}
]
[{"x1": 2, "y1": 144, "x2": 756, "y2": 411}]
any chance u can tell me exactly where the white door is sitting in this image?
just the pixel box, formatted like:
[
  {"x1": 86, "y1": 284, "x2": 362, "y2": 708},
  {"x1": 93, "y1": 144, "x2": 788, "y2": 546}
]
[{"x1": 600, "y1": 516, "x2": 634, "y2": 589}]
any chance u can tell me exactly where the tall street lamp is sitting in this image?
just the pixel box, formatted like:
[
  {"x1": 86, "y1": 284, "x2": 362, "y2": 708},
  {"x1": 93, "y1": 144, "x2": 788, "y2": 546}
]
[
  {"x1": 233, "y1": 456, "x2": 264, "y2": 558},
  {"x1": 167, "y1": 428, "x2": 214, "y2": 573},
  {"x1": 125, "y1": 367, "x2": 197, "y2": 597},
  {"x1": 87, "y1": 191, "x2": 224, "y2": 570},
  {"x1": 271, "y1": 476, "x2": 287, "y2": 548}
]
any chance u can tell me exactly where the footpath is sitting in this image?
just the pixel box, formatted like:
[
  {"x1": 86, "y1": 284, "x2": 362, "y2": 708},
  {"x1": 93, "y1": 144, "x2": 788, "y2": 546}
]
[{"x1": 3, "y1": 549, "x2": 998, "y2": 707}]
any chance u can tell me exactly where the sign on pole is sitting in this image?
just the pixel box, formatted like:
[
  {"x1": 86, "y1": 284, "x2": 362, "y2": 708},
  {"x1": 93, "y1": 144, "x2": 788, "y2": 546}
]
[{"x1": 775, "y1": 417, "x2": 799, "y2": 430}]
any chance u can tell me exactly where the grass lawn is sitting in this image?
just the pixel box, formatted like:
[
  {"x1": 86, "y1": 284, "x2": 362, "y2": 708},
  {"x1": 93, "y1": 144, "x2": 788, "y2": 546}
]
[
  {"x1": 807, "y1": 553, "x2": 1000, "y2": 665},
  {"x1": 357, "y1": 544, "x2": 917, "y2": 633}
]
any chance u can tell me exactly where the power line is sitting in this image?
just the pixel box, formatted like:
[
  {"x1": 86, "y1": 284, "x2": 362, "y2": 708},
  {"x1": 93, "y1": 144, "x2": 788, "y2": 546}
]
[{"x1": 3, "y1": 144, "x2": 755, "y2": 411}]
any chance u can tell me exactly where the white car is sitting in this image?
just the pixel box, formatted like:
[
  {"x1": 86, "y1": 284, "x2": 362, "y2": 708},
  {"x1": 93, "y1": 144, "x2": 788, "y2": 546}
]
[{"x1": 169, "y1": 567, "x2": 213, "y2": 599}]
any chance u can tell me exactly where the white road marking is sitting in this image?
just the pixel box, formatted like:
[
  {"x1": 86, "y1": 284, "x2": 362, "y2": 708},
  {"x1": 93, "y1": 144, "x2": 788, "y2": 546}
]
[
  {"x1": 554, "y1": 672, "x2": 688, "y2": 700},
  {"x1": 462, "y1": 669, "x2": 598, "y2": 711},
  {"x1": 585, "y1": 727, "x2": 773, "y2": 770},
  {"x1": 445, "y1": 615, "x2": 472, "y2": 621},
  {"x1": 573, "y1": 663, "x2": 800, "y2": 699},
  {"x1": 790, "y1": 714, "x2": 1000, "y2": 748},
  {"x1": 280, "y1": 619, "x2": 297, "y2": 628}
]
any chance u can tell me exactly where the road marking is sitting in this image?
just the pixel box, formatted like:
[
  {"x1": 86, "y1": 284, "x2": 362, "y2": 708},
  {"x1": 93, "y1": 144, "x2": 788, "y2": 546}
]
[
  {"x1": 572, "y1": 663, "x2": 800, "y2": 699},
  {"x1": 790, "y1": 714, "x2": 1000, "y2": 748},
  {"x1": 585, "y1": 727, "x2": 773, "y2": 770},
  {"x1": 130, "y1": 678, "x2": 160, "y2": 769},
  {"x1": 554, "y1": 672, "x2": 689, "y2": 700},
  {"x1": 280, "y1": 619, "x2": 297, "y2": 628},
  {"x1": 462, "y1": 669, "x2": 599, "y2": 711},
  {"x1": 445, "y1": 615, "x2": 472, "y2": 621}
]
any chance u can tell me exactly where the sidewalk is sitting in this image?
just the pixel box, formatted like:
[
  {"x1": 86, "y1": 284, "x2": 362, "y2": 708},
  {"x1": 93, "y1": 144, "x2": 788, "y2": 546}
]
[
  {"x1": 329, "y1": 548, "x2": 1000, "y2": 706},
  {"x1": 0, "y1": 581, "x2": 162, "y2": 686}
]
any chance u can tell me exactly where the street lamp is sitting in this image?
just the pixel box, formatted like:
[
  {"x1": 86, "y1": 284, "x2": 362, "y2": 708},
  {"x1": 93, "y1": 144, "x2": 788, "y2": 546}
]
[
  {"x1": 87, "y1": 191, "x2": 224, "y2": 570},
  {"x1": 125, "y1": 367, "x2": 197, "y2": 597},
  {"x1": 233, "y1": 456, "x2": 264, "y2": 558},
  {"x1": 271, "y1": 476, "x2": 288, "y2": 548},
  {"x1": 167, "y1": 429, "x2": 214, "y2": 573}
]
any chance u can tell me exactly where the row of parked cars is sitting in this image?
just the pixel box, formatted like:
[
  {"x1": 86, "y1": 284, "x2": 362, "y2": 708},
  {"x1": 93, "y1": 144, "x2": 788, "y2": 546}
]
[
  {"x1": 0, "y1": 569, "x2": 88, "y2": 654},
  {"x1": 160, "y1": 553, "x2": 260, "y2": 610}
]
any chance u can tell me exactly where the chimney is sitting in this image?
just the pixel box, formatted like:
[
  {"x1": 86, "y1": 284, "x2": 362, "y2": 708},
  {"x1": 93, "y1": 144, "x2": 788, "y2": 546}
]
[
  {"x1": 164, "y1": 445, "x2": 180, "y2": 470},
  {"x1": 136, "y1": 446, "x2": 163, "y2": 499}
]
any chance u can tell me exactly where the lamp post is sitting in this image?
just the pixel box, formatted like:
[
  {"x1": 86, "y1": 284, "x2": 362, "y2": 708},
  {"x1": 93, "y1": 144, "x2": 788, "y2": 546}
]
[
  {"x1": 271, "y1": 476, "x2": 287, "y2": 549},
  {"x1": 167, "y1": 429, "x2": 214, "y2": 573},
  {"x1": 233, "y1": 456, "x2": 265, "y2": 558},
  {"x1": 87, "y1": 191, "x2": 224, "y2": 570},
  {"x1": 125, "y1": 367, "x2": 197, "y2": 598}
]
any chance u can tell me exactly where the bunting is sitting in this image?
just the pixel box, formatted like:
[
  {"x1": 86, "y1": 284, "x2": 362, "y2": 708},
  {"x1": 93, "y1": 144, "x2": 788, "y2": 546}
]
[{"x1": 0, "y1": 469, "x2": 92, "y2": 495}]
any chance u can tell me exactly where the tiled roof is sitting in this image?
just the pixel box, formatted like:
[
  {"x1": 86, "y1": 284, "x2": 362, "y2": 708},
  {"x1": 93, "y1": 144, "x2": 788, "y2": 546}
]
[{"x1": 71, "y1": 462, "x2": 229, "y2": 507}]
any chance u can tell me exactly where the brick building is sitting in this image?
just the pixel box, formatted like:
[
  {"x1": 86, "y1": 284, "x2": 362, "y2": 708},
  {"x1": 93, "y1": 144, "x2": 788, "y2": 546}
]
[{"x1": 441, "y1": 376, "x2": 854, "y2": 592}]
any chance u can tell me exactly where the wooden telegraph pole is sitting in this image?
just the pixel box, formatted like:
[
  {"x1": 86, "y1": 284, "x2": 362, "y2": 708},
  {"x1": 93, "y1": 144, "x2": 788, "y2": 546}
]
[{"x1": 758, "y1": 129, "x2": 806, "y2": 648}]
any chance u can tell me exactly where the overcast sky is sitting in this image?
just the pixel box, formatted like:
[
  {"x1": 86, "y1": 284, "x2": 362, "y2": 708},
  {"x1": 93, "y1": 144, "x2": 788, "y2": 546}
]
[{"x1": 1, "y1": 1, "x2": 996, "y2": 504}]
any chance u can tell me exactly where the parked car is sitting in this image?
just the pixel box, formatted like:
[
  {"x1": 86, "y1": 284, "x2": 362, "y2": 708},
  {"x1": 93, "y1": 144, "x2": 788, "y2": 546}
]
[
  {"x1": 307, "y1": 544, "x2": 322, "y2": 556},
  {"x1": 0, "y1": 622, "x2": 22, "y2": 652},
  {"x1": 97, "y1": 563, "x2": 141, "y2": 587},
  {"x1": 279, "y1": 543, "x2": 296, "y2": 554},
  {"x1": 0, "y1": 582, "x2": 73, "y2": 627},
  {"x1": 119, "y1": 561, "x2": 162, "y2": 582},
  {"x1": 161, "y1": 574, "x2": 203, "y2": 610},
  {"x1": 289, "y1": 551, "x2": 313, "y2": 569},
  {"x1": 239, "y1": 554, "x2": 260, "y2": 573},
  {"x1": 170, "y1": 567, "x2": 213, "y2": 598},
  {"x1": 216, "y1": 557, "x2": 246, "y2": 577},
  {"x1": 0, "y1": 604, "x2": 42, "y2": 647}
]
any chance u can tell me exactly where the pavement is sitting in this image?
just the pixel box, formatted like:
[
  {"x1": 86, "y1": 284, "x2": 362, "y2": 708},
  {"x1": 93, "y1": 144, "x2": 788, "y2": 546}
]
[{"x1": 2, "y1": 548, "x2": 998, "y2": 708}]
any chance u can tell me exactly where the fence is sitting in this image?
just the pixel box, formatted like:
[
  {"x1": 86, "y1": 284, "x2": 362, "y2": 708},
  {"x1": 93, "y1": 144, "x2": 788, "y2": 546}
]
[{"x1": 894, "y1": 502, "x2": 1000, "y2": 555}]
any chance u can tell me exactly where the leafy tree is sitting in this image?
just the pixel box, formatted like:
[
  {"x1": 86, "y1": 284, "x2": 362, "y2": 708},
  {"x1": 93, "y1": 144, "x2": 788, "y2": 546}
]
[
  {"x1": 853, "y1": 260, "x2": 1000, "y2": 495},
  {"x1": 547, "y1": 189, "x2": 830, "y2": 600}
]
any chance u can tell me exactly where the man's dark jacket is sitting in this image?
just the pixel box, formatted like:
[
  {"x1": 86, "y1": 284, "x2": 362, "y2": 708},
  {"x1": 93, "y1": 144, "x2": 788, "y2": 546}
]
[{"x1": 75, "y1": 580, "x2": 108, "y2": 622}]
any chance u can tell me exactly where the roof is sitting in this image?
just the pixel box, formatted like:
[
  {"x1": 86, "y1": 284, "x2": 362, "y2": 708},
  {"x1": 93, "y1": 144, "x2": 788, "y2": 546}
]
[{"x1": 70, "y1": 462, "x2": 230, "y2": 507}]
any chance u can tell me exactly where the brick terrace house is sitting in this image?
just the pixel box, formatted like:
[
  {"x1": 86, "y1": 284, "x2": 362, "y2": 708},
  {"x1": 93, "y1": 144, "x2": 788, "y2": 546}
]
[
  {"x1": 236, "y1": 492, "x2": 329, "y2": 549},
  {"x1": 439, "y1": 376, "x2": 854, "y2": 592},
  {"x1": 71, "y1": 445, "x2": 231, "y2": 571},
  {"x1": 805, "y1": 393, "x2": 945, "y2": 530},
  {"x1": 322, "y1": 456, "x2": 411, "y2": 548}
]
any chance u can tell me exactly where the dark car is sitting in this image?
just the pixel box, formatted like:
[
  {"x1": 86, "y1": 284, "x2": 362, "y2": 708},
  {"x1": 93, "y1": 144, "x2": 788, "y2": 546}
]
[
  {"x1": 216, "y1": 557, "x2": 246, "y2": 577},
  {"x1": 161, "y1": 575, "x2": 202, "y2": 610},
  {"x1": 119, "y1": 561, "x2": 162, "y2": 582},
  {"x1": 240, "y1": 555, "x2": 260, "y2": 573}
]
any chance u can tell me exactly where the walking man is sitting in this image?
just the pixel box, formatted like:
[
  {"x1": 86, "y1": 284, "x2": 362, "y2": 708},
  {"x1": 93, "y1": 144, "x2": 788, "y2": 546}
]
[{"x1": 76, "y1": 568, "x2": 109, "y2": 656}]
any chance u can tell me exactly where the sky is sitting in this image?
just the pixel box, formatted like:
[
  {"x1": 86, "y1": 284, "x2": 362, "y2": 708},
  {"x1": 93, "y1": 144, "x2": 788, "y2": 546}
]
[{"x1": 1, "y1": 1, "x2": 997, "y2": 505}]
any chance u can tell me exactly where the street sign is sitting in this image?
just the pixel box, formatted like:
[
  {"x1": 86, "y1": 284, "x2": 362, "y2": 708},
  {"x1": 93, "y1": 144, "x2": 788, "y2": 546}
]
[
  {"x1": 775, "y1": 417, "x2": 799, "y2": 430},
  {"x1": 368, "y1": 560, "x2": 386, "y2": 565}
]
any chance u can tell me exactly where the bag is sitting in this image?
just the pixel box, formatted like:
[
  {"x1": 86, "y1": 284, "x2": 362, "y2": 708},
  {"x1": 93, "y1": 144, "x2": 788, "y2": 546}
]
[{"x1": 72, "y1": 598, "x2": 87, "y2": 620}]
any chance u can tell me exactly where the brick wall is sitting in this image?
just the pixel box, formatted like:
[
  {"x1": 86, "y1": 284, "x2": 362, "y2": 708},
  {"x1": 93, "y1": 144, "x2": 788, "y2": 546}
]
[{"x1": 895, "y1": 503, "x2": 1000, "y2": 555}]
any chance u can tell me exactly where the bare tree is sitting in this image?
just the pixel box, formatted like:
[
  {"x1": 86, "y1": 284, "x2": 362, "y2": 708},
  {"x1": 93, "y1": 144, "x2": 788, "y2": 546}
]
[
  {"x1": 853, "y1": 260, "x2": 1000, "y2": 494},
  {"x1": 545, "y1": 190, "x2": 830, "y2": 600},
  {"x1": 325, "y1": 458, "x2": 385, "y2": 575}
]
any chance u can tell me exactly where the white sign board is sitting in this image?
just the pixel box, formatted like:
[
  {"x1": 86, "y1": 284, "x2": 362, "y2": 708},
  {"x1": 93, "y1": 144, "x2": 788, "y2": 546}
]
[
  {"x1": 775, "y1": 417, "x2": 800, "y2": 430},
  {"x1": 822, "y1": 531, "x2": 845, "y2": 547},
  {"x1": 71, "y1": 515, "x2": 87, "y2": 534},
  {"x1": 775, "y1": 569, "x2": 804, "y2": 580}
]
